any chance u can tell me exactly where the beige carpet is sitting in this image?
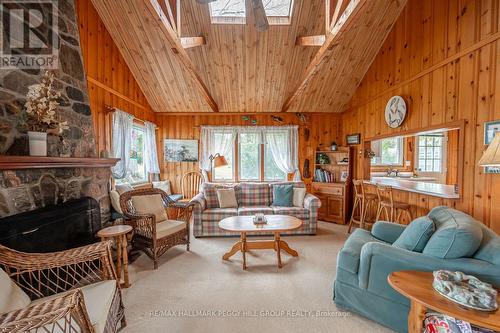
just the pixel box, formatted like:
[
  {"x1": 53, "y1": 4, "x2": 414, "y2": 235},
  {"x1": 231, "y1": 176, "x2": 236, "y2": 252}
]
[{"x1": 121, "y1": 222, "x2": 394, "y2": 333}]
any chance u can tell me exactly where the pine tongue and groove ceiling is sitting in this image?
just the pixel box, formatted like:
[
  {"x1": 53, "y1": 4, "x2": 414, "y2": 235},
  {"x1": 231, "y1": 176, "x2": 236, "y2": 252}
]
[{"x1": 90, "y1": 0, "x2": 408, "y2": 113}]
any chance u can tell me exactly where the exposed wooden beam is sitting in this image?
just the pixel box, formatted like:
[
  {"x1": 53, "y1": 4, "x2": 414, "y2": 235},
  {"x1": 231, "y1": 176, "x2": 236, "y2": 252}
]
[
  {"x1": 282, "y1": 0, "x2": 367, "y2": 112},
  {"x1": 296, "y1": 35, "x2": 326, "y2": 46},
  {"x1": 330, "y1": 0, "x2": 349, "y2": 31},
  {"x1": 281, "y1": 0, "x2": 407, "y2": 113},
  {"x1": 181, "y1": 36, "x2": 206, "y2": 49},
  {"x1": 158, "y1": 0, "x2": 177, "y2": 32},
  {"x1": 147, "y1": 0, "x2": 219, "y2": 112}
]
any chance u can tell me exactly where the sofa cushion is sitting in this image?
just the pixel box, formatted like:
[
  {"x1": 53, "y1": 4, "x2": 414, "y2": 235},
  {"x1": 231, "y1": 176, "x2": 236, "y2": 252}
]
[
  {"x1": 393, "y1": 216, "x2": 434, "y2": 252},
  {"x1": 156, "y1": 220, "x2": 186, "y2": 238},
  {"x1": 238, "y1": 206, "x2": 274, "y2": 216},
  {"x1": 217, "y1": 188, "x2": 238, "y2": 208},
  {"x1": 423, "y1": 206, "x2": 483, "y2": 259},
  {"x1": 473, "y1": 227, "x2": 500, "y2": 265},
  {"x1": 272, "y1": 206, "x2": 310, "y2": 220},
  {"x1": 202, "y1": 182, "x2": 241, "y2": 208},
  {"x1": 239, "y1": 183, "x2": 271, "y2": 206},
  {"x1": 31, "y1": 280, "x2": 116, "y2": 333},
  {"x1": 293, "y1": 187, "x2": 307, "y2": 207},
  {"x1": 338, "y1": 228, "x2": 386, "y2": 274},
  {"x1": 0, "y1": 268, "x2": 31, "y2": 314},
  {"x1": 131, "y1": 194, "x2": 168, "y2": 222},
  {"x1": 202, "y1": 208, "x2": 238, "y2": 222},
  {"x1": 272, "y1": 184, "x2": 293, "y2": 207}
]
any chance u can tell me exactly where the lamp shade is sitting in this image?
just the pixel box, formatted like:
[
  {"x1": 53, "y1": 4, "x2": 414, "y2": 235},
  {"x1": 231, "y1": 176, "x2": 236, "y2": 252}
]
[
  {"x1": 478, "y1": 132, "x2": 500, "y2": 166},
  {"x1": 213, "y1": 155, "x2": 228, "y2": 168}
]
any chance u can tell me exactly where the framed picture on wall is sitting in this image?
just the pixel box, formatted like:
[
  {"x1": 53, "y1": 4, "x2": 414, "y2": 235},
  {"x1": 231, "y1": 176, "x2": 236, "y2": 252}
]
[
  {"x1": 164, "y1": 139, "x2": 198, "y2": 162},
  {"x1": 484, "y1": 121, "x2": 500, "y2": 174},
  {"x1": 346, "y1": 133, "x2": 361, "y2": 145}
]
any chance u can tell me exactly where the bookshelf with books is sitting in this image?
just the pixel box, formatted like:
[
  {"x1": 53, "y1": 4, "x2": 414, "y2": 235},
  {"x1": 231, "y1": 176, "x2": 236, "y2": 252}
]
[{"x1": 312, "y1": 147, "x2": 353, "y2": 224}]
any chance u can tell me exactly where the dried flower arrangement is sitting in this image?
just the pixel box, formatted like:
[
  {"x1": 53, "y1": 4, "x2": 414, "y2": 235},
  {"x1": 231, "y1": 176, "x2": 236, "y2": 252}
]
[{"x1": 22, "y1": 71, "x2": 69, "y2": 135}]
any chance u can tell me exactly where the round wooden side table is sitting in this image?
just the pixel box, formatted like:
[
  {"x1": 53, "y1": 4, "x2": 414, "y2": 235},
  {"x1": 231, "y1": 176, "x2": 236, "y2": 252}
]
[
  {"x1": 97, "y1": 225, "x2": 133, "y2": 288},
  {"x1": 388, "y1": 270, "x2": 500, "y2": 333}
]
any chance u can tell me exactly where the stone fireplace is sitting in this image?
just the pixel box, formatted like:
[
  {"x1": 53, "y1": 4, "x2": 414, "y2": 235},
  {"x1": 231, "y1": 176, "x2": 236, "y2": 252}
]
[{"x1": 0, "y1": 0, "x2": 113, "y2": 224}]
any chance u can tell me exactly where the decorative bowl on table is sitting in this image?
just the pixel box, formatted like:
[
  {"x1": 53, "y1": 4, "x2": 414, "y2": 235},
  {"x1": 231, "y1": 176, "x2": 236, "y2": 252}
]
[
  {"x1": 253, "y1": 213, "x2": 267, "y2": 226},
  {"x1": 432, "y1": 270, "x2": 498, "y2": 312}
]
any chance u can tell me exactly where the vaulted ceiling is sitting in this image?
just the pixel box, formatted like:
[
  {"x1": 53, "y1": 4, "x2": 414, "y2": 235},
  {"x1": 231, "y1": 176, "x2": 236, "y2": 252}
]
[{"x1": 90, "y1": 0, "x2": 407, "y2": 113}]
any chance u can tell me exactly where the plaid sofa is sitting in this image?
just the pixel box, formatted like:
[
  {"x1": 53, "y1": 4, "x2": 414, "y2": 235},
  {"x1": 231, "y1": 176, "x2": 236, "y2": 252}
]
[{"x1": 190, "y1": 181, "x2": 321, "y2": 237}]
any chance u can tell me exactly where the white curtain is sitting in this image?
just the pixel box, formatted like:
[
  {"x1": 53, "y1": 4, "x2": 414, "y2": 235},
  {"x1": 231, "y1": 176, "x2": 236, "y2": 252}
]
[
  {"x1": 111, "y1": 110, "x2": 134, "y2": 179},
  {"x1": 265, "y1": 126, "x2": 301, "y2": 180},
  {"x1": 200, "y1": 126, "x2": 237, "y2": 178},
  {"x1": 144, "y1": 121, "x2": 160, "y2": 174}
]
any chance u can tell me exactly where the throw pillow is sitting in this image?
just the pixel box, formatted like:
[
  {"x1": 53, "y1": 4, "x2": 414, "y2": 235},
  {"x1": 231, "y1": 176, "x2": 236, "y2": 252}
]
[
  {"x1": 0, "y1": 268, "x2": 31, "y2": 314},
  {"x1": 132, "y1": 194, "x2": 168, "y2": 222},
  {"x1": 272, "y1": 184, "x2": 293, "y2": 207},
  {"x1": 393, "y1": 216, "x2": 435, "y2": 252},
  {"x1": 110, "y1": 190, "x2": 123, "y2": 214},
  {"x1": 152, "y1": 181, "x2": 172, "y2": 195},
  {"x1": 217, "y1": 188, "x2": 238, "y2": 208},
  {"x1": 292, "y1": 187, "x2": 307, "y2": 207}
]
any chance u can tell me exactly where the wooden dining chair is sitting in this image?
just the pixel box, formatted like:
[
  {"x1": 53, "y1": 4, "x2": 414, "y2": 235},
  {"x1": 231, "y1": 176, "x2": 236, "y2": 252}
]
[{"x1": 181, "y1": 171, "x2": 204, "y2": 201}]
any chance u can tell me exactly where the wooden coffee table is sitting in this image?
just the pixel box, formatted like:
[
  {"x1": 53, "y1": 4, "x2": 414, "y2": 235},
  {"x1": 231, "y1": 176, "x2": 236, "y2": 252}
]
[
  {"x1": 388, "y1": 271, "x2": 500, "y2": 333},
  {"x1": 218, "y1": 215, "x2": 303, "y2": 270}
]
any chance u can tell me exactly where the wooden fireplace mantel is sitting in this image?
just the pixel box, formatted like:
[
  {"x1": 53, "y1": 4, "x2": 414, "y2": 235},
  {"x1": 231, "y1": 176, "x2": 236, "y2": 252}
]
[{"x1": 0, "y1": 156, "x2": 120, "y2": 170}]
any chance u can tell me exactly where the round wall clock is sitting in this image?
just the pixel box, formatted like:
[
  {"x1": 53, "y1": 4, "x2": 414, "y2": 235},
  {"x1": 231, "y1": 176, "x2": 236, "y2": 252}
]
[{"x1": 385, "y1": 96, "x2": 407, "y2": 128}]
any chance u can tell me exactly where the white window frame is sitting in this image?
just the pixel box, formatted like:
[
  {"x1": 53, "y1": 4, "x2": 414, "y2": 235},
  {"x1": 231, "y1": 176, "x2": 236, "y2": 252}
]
[
  {"x1": 115, "y1": 123, "x2": 148, "y2": 185},
  {"x1": 371, "y1": 137, "x2": 404, "y2": 167},
  {"x1": 415, "y1": 134, "x2": 447, "y2": 179},
  {"x1": 208, "y1": 0, "x2": 294, "y2": 26}
]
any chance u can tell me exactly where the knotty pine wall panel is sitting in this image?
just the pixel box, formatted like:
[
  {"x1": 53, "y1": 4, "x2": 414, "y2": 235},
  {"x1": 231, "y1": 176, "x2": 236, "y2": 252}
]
[
  {"x1": 156, "y1": 114, "x2": 342, "y2": 194},
  {"x1": 341, "y1": 0, "x2": 500, "y2": 232},
  {"x1": 76, "y1": 0, "x2": 156, "y2": 155}
]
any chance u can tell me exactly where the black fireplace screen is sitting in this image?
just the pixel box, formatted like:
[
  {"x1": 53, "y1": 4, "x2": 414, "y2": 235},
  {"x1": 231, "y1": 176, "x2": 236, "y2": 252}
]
[{"x1": 0, "y1": 197, "x2": 101, "y2": 253}]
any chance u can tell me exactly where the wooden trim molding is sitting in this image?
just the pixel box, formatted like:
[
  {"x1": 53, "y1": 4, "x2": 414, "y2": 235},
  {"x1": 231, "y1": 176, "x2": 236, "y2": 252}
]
[
  {"x1": 86, "y1": 76, "x2": 148, "y2": 110},
  {"x1": 0, "y1": 156, "x2": 120, "y2": 170}
]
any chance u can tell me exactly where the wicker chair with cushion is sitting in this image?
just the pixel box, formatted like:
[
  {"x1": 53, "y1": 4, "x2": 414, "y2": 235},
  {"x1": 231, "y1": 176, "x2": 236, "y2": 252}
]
[
  {"x1": 0, "y1": 241, "x2": 125, "y2": 333},
  {"x1": 120, "y1": 188, "x2": 193, "y2": 269}
]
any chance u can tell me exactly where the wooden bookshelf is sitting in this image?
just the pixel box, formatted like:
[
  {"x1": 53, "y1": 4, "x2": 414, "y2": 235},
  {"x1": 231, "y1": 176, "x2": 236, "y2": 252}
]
[{"x1": 312, "y1": 147, "x2": 354, "y2": 224}]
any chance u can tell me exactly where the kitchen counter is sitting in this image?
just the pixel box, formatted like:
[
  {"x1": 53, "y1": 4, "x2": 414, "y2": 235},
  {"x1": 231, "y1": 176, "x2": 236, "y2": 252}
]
[{"x1": 365, "y1": 177, "x2": 460, "y2": 199}]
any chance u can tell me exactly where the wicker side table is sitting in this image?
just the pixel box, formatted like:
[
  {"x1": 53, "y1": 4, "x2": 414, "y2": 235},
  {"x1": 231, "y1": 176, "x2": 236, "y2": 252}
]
[{"x1": 97, "y1": 225, "x2": 133, "y2": 288}]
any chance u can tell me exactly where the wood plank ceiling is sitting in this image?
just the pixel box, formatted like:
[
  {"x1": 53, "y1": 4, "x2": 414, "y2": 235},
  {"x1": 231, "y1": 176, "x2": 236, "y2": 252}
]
[{"x1": 91, "y1": 0, "x2": 407, "y2": 113}]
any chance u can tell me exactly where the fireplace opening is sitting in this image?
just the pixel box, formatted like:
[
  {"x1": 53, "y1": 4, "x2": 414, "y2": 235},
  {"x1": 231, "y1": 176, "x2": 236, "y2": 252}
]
[{"x1": 0, "y1": 197, "x2": 102, "y2": 253}]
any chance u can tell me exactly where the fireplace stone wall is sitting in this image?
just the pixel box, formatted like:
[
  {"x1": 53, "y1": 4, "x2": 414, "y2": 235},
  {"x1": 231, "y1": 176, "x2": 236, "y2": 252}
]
[{"x1": 0, "y1": 0, "x2": 111, "y2": 223}]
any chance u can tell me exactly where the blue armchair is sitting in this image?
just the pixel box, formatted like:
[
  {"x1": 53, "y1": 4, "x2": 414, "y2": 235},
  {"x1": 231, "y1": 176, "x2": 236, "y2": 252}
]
[{"x1": 333, "y1": 207, "x2": 500, "y2": 333}]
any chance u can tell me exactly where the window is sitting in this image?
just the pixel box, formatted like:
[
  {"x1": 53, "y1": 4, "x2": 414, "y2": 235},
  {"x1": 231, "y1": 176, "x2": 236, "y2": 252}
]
[
  {"x1": 207, "y1": 127, "x2": 293, "y2": 182},
  {"x1": 209, "y1": 0, "x2": 294, "y2": 25},
  {"x1": 116, "y1": 125, "x2": 147, "y2": 184},
  {"x1": 416, "y1": 135, "x2": 444, "y2": 172},
  {"x1": 371, "y1": 137, "x2": 404, "y2": 166},
  {"x1": 239, "y1": 132, "x2": 261, "y2": 180}
]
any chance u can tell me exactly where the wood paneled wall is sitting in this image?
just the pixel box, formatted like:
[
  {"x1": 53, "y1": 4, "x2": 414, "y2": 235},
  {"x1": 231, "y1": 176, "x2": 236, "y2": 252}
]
[
  {"x1": 341, "y1": 0, "x2": 500, "y2": 232},
  {"x1": 76, "y1": 0, "x2": 156, "y2": 155},
  {"x1": 156, "y1": 114, "x2": 342, "y2": 193}
]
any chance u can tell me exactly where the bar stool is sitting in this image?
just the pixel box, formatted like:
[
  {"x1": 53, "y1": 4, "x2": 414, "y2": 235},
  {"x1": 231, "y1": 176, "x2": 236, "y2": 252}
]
[
  {"x1": 348, "y1": 180, "x2": 378, "y2": 233},
  {"x1": 375, "y1": 185, "x2": 412, "y2": 224}
]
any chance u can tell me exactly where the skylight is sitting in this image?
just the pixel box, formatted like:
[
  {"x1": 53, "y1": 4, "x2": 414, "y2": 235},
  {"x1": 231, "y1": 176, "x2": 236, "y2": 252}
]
[{"x1": 209, "y1": 0, "x2": 294, "y2": 25}]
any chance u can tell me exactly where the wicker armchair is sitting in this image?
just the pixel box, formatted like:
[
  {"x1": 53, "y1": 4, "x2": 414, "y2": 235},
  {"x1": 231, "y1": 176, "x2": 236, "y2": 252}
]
[
  {"x1": 0, "y1": 241, "x2": 125, "y2": 333},
  {"x1": 120, "y1": 188, "x2": 193, "y2": 269}
]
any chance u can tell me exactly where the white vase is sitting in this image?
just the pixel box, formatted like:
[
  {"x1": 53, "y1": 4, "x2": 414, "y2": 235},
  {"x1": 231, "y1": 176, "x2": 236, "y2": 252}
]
[{"x1": 28, "y1": 131, "x2": 47, "y2": 157}]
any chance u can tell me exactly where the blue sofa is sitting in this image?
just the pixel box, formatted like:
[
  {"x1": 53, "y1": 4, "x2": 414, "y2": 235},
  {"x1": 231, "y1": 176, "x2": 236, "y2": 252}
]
[{"x1": 333, "y1": 206, "x2": 500, "y2": 333}]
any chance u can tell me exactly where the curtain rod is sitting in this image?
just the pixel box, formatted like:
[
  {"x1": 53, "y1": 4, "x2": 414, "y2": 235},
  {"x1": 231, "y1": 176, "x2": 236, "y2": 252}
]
[{"x1": 104, "y1": 104, "x2": 158, "y2": 129}]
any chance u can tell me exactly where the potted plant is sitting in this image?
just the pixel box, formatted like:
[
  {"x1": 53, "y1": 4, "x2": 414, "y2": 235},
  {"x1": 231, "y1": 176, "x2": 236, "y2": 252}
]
[{"x1": 23, "y1": 71, "x2": 68, "y2": 156}]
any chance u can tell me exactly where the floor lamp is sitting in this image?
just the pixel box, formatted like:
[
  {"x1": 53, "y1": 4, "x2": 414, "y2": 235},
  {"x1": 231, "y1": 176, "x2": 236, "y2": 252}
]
[{"x1": 209, "y1": 153, "x2": 228, "y2": 181}]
